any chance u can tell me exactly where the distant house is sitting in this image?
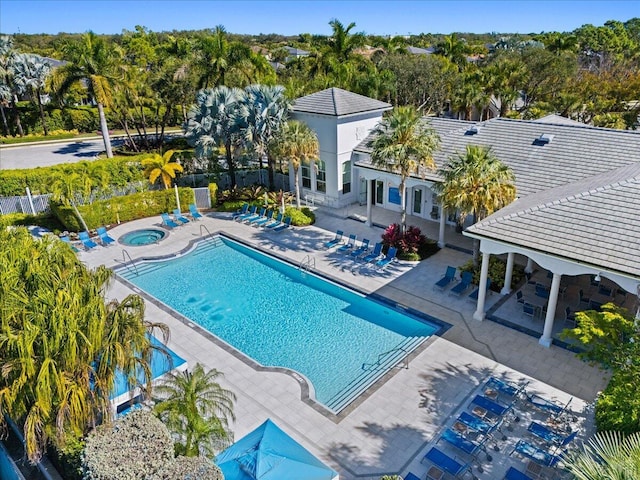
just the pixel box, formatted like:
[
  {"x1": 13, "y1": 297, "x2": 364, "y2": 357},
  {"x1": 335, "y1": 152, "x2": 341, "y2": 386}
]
[
  {"x1": 283, "y1": 46, "x2": 310, "y2": 61},
  {"x1": 406, "y1": 45, "x2": 435, "y2": 55}
]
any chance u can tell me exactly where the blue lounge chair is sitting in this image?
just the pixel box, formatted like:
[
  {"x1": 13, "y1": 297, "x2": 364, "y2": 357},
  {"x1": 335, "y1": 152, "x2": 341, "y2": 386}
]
[
  {"x1": 455, "y1": 411, "x2": 503, "y2": 436},
  {"x1": 324, "y1": 230, "x2": 344, "y2": 249},
  {"x1": 485, "y1": 376, "x2": 528, "y2": 400},
  {"x1": 96, "y1": 226, "x2": 115, "y2": 245},
  {"x1": 350, "y1": 238, "x2": 370, "y2": 258},
  {"x1": 161, "y1": 213, "x2": 179, "y2": 229},
  {"x1": 404, "y1": 473, "x2": 421, "y2": 480},
  {"x1": 231, "y1": 203, "x2": 249, "y2": 219},
  {"x1": 60, "y1": 235, "x2": 80, "y2": 252},
  {"x1": 247, "y1": 208, "x2": 268, "y2": 225},
  {"x1": 78, "y1": 231, "x2": 98, "y2": 250},
  {"x1": 252, "y1": 210, "x2": 274, "y2": 227},
  {"x1": 468, "y1": 278, "x2": 491, "y2": 301},
  {"x1": 434, "y1": 266, "x2": 456, "y2": 290},
  {"x1": 243, "y1": 207, "x2": 265, "y2": 224},
  {"x1": 272, "y1": 216, "x2": 291, "y2": 232},
  {"x1": 375, "y1": 246, "x2": 397, "y2": 270},
  {"x1": 450, "y1": 271, "x2": 473, "y2": 296},
  {"x1": 504, "y1": 466, "x2": 534, "y2": 480},
  {"x1": 439, "y1": 428, "x2": 491, "y2": 460},
  {"x1": 264, "y1": 213, "x2": 283, "y2": 229},
  {"x1": 337, "y1": 234, "x2": 357, "y2": 253},
  {"x1": 470, "y1": 394, "x2": 512, "y2": 418},
  {"x1": 173, "y1": 209, "x2": 190, "y2": 225},
  {"x1": 528, "y1": 422, "x2": 577, "y2": 447},
  {"x1": 525, "y1": 394, "x2": 572, "y2": 418},
  {"x1": 421, "y1": 447, "x2": 472, "y2": 478},
  {"x1": 511, "y1": 440, "x2": 563, "y2": 467},
  {"x1": 235, "y1": 205, "x2": 257, "y2": 222},
  {"x1": 188, "y1": 203, "x2": 203, "y2": 220},
  {"x1": 362, "y1": 242, "x2": 383, "y2": 263}
]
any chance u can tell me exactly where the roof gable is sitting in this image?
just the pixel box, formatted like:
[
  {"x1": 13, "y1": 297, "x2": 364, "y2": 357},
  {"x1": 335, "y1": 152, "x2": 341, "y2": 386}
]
[{"x1": 293, "y1": 88, "x2": 391, "y2": 117}]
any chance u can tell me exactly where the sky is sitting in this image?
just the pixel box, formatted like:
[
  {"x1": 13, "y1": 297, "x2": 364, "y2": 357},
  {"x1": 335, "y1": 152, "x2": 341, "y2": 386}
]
[{"x1": 1, "y1": 0, "x2": 638, "y2": 37}]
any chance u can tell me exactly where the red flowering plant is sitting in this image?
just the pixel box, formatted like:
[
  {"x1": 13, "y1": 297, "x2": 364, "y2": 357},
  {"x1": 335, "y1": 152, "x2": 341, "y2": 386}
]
[{"x1": 381, "y1": 224, "x2": 439, "y2": 260}]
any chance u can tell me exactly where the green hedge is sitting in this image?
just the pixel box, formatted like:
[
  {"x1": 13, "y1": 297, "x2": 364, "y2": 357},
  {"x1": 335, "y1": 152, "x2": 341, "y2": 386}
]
[
  {"x1": 0, "y1": 212, "x2": 65, "y2": 231},
  {"x1": 51, "y1": 188, "x2": 195, "y2": 231},
  {"x1": 284, "y1": 206, "x2": 315, "y2": 226},
  {"x1": 0, "y1": 156, "x2": 145, "y2": 196}
]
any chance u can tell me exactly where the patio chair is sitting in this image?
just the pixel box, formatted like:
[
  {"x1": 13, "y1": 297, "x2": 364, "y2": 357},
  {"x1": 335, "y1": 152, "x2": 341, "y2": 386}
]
[
  {"x1": 272, "y1": 217, "x2": 291, "y2": 233},
  {"x1": 468, "y1": 278, "x2": 491, "y2": 301},
  {"x1": 173, "y1": 208, "x2": 190, "y2": 225},
  {"x1": 484, "y1": 376, "x2": 528, "y2": 400},
  {"x1": 589, "y1": 300, "x2": 604, "y2": 310},
  {"x1": 252, "y1": 210, "x2": 274, "y2": 227},
  {"x1": 516, "y1": 290, "x2": 525, "y2": 304},
  {"x1": 577, "y1": 289, "x2": 590, "y2": 308},
  {"x1": 60, "y1": 235, "x2": 80, "y2": 252},
  {"x1": 337, "y1": 234, "x2": 357, "y2": 253},
  {"x1": 324, "y1": 230, "x2": 344, "y2": 249},
  {"x1": 231, "y1": 203, "x2": 249, "y2": 219},
  {"x1": 470, "y1": 394, "x2": 513, "y2": 422},
  {"x1": 522, "y1": 302, "x2": 539, "y2": 320},
  {"x1": 564, "y1": 307, "x2": 577, "y2": 326},
  {"x1": 438, "y1": 428, "x2": 492, "y2": 461},
  {"x1": 161, "y1": 213, "x2": 179, "y2": 229},
  {"x1": 375, "y1": 246, "x2": 397, "y2": 271},
  {"x1": 434, "y1": 266, "x2": 456, "y2": 290},
  {"x1": 264, "y1": 213, "x2": 283, "y2": 229},
  {"x1": 78, "y1": 231, "x2": 98, "y2": 250},
  {"x1": 362, "y1": 242, "x2": 383, "y2": 263},
  {"x1": 188, "y1": 203, "x2": 203, "y2": 220},
  {"x1": 527, "y1": 422, "x2": 577, "y2": 447},
  {"x1": 235, "y1": 205, "x2": 257, "y2": 222},
  {"x1": 450, "y1": 271, "x2": 473, "y2": 296},
  {"x1": 96, "y1": 226, "x2": 116, "y2": 246},
  {"x1": 525, "y1": 393, "x2": 572, "y2": 419},
  {"x1": 455, "y1": 411, "x2": 503, "y2": 436},
  {"x1": 535, "y1": 283, "x2": 550, "y2": 299},
  {"x1": 350, "y1": 238, "x2": 370, "y2": 258},
  {"x1": 504, "y1": 466, "x2": 534, "y2": 480},
  {"x1": 510, "y1": 440, "x2": 563, "y2": 467},
  {"x1": 421, "y1": 447, "x2": 473, "y2": 479},
  {"x1": 247, "y1": 208, "x2": 268, "y2": 225}
]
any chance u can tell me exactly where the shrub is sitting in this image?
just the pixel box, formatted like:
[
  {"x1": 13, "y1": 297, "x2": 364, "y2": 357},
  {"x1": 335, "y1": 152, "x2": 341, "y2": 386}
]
[
  {"x1": 0, "y1": 213, "x2": 65, "y2": 232},
  {"x1": 381, "y1": 223, "x2": 439, "y2": 260},
  {"x1": 149, "y1": 456, "x2": 223, "y2": 480},
  {"x1": 218, "y1": 200, "x2": 259, "y2": 212},
  {"x1": 595, "y1": 368, "x2": 640, "y2": 434},
  {"x1": 208, "y1": 183, "x2": 218, "y2": 208},
  {"x1": 459, "y1": 255, "x2": 525, "y2": 291},
  {"x1": 284, "y1": 206, "x2": 315, "y2": 226}
]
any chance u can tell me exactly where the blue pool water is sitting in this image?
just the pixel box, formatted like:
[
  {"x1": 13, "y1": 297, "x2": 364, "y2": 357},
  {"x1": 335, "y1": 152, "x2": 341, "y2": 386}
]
[{"x1": 119, "y1": 238, "x2": 439, "y2": 412}]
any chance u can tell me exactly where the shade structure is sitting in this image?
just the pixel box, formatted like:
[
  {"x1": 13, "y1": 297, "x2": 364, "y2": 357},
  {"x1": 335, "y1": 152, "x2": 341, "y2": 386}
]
[{"x1": 216, "y1": 419, "x2": 338, "y2": 480}]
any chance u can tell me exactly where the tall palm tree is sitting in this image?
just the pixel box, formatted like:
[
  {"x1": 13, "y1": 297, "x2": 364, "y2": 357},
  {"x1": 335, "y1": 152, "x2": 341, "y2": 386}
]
[
  {"x1": 485, "y1": 57, "x2": 529, "y2": 117},
  {"x1": 434, "y1": 145, "x2": 516, "y2": 265},
  {"x1": 57, "y1": 31, "x2": 122, "y2": 157},
  {"x1": 154, "y1": 363, "x2": 236, "y2": 457},
  {"x1": 436, "y1": 33, "x2": 468, "y2": 70},
  {"x1": 563, "y1": 431, "x2": 640, "y2": 479},
  {"x1": 184, "y1": 86, "x2": 245, "y2": 188},
  {"x1": 240, "y1": 84, "x2": 291, "y2": 189},
  {"x1": 369, "y1": 106, "x2": 441, "y2": 233},
  {"x1": 327, "y1": 19, "x2": 365, "y2": 62},
  {"x1": 50, "y1": 169, "x2": 93, "y2": 232},
  {"x1": 11, "y1": 53, "x2": 51, "y2": 135},
  {"x1": 141, "y1": 149, "x2": 184, "y2": 189},
  {"x1": 271, "y1": 120, "x2": 319, "y2": 208},
  {"x1": 0, "y1": 35, "x2": 24, "y2": 136}
]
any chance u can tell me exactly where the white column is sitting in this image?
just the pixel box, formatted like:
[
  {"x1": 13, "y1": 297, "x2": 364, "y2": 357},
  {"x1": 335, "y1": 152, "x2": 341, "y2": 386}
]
[
  {"x1": 524, "y1": 258, "x2": 534, "y2": 274},
  {"x1": 438, "y1": 205, "x2": 446, "y2": 248},
  {"x1": 501, "y1": 252, "x2": 515, "y2": 295},
  {"x1": 539, "y1": 272, "x2": 562, "y2": 347},
  {"x1": 366, "y1": 180, "x2": 373, "y2": 227},
  {"x1": 473, "y1": 253, "x2": 491, "y2": 321}
]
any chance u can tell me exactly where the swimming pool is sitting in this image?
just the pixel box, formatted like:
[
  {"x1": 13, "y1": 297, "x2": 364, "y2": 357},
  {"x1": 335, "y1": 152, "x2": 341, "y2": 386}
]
[{"x1": 118, "y1": 237, "x2": 441, "y2": 412}]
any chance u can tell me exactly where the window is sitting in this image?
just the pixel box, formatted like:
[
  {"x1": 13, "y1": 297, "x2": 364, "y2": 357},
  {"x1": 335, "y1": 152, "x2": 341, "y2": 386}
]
[
  {"x1": 301, "y1": 164, "x2": 311, "y2": 189},
  {"x1": 316, "y1": 160, "x2": 326, "y2": 193},
  {"x1": 342, "y1": 161, "x2": 351, "y2": 194},
  {"x1": 375, "y1": 180, "x2": 384, "y2": 204}
]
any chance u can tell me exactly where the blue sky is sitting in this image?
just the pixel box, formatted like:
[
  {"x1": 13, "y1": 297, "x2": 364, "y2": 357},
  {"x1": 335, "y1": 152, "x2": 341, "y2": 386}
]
[{"x1": 1, "y1": 1, "x2": 638, "y2": 36}]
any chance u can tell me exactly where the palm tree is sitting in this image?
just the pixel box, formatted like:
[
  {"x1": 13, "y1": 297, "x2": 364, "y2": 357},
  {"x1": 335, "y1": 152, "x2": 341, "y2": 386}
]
[
  {"x1": 434, "y1": 145, "x2": 516, "y2": 265},
  {"x1": 11, "y1": 53, "x2": 51, "y2": 135},
  {"x1": 327, "y1": 19, "x2": 365, "y2": 62},
  {"x1": 436, "y1": 34, "x2": 468, "y2": 70},
  {"x1": 369, "y1": 106, "x2": 441, "y2": 233},
  {"x1": 141, "y1": 149, "x2": 184, "y2": 189},
  {"x1": 0, "y1": 35, "x2": 24, "y2": 136},
  {"x1": 57, "y1": 31, "x2": 122, "y2": 157},
  {"x1": 563, "y1": 431, "x2": 640, "y2": 479},
  {"x1": 271, "y1": 120, "x2": 319, "y2": 208},
  {"x1": 240, "y1": 84, "x2": 291, "y2": 190},
  {"x1": 50, "y1": 169, "x2": 93, "y2": 232},
  {"x1": 485, "y1": 57, "x2": 529, "y2": 117},
  {"x1": 154, "y1": 363, "x2": 236, "y2": 457},
  {"x1": 184, "y1": 86, "x2": 245, "y2": 188}
]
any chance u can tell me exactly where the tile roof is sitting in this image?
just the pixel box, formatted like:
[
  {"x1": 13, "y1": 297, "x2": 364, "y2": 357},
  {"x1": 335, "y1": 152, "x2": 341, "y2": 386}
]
[
  {"x1": 534, "y1": 114, "x2": 587, "y2": 127},
  {"x1": 292, "y1": 88, "x2": 392, "y2": 117},
  {"x1": 466, "y1": 163, "x2": 640, "y2": 277}
]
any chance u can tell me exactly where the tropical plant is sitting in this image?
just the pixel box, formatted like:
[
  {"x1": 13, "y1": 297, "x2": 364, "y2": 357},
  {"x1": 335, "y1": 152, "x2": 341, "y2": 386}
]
[
  {"x1": 141, "y1": 149, "x2": 184, "y2": 189},
  {"x1": 270, "y1": 120, "x2": 319, "y2": 208},
  {"x1": 326, "y1": 19, "x2": 366, "y2": 62},
  {"x1": 56, "y1": 31, "x2": 123, "y2": 157},
  {"x1": 50, "y1": 168, "x2": 94, "y2": 232},
  {"x1": 436, "y1": 33, "x2": 468, "y2": 70},
  {"x1": 369, "y1": 106, "x2": 440, "y2": 233},
  {"x1": 0, "y1": 34, "x2": 24, "y2": 136},
  {"x1": 10, "y1": 53, "x2": 51, "y2": 135},
  {"x1": 563, "y1": 431, "x2": 640, "y2": 479},
  {"x1": 381, "y1": 223, "x2": 439, "y2": 260},
  {"x1": 434, "y1": 144, "x2": 516, "y2": 265},
  {"x1": 0, "y1": 228, "x2": 169, "y2": 463},
  {"x1": 154, "y1": 363, "x2": 236, "y2": 457}
]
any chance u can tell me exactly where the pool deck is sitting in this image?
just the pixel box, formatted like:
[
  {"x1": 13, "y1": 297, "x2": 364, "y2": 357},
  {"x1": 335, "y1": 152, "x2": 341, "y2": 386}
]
[{"x1": 79, "y1": 208, "x2": 610, "y2": 480}]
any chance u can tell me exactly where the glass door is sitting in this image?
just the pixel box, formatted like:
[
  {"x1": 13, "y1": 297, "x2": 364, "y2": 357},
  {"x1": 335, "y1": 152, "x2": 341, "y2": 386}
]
[{"x1": 413, "y1": 188, "x2": 422, "y2": 214}]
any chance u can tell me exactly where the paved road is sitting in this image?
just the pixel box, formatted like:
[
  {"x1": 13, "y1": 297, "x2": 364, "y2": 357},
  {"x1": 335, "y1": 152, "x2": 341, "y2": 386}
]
[{"x1": 0, "y1": 138, "x2": 124, "y2": 170}]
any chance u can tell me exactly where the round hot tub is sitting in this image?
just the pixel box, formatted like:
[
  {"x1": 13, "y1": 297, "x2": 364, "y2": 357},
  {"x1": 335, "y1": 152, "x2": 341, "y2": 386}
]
[{"x1": 119, "y1": 228, "x2": 167, "y2": 247}]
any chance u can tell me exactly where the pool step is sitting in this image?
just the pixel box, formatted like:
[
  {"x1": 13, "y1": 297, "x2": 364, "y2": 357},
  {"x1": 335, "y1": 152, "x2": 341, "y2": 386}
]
[{"x1": 324, "y1": 335, "x2": 426, "y2": 413}]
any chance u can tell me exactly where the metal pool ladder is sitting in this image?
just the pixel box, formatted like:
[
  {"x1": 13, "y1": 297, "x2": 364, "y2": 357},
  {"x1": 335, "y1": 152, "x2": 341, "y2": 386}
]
[
  {"x1": 199, "y1": 224, "x2": 215, "y2": 241},
  {"x1": 298, "y1": 255, "x2": 316, "y2": 272},
  {"x1": 121, "y1": 249, "x2": 139, "y2": 276}
]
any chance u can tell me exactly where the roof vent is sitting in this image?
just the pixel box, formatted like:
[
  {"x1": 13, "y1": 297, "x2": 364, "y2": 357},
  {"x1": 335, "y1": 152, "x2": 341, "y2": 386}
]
[
  {"x1": 535, "y1": 133, "x2": 554, "y2": 145},
  {"x1": 465, "y1": 125, "x2": 481, "y2": 136}
]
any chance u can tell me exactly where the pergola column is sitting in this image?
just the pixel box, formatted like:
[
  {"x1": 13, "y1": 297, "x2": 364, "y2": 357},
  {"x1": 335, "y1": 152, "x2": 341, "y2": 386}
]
[
  {"x1": 473, "y1": 253, "x2": 491, "y2": 321},
  {"x1": 539, "y1": 272, "x2": 562, "y2": 347},
  {"x1": 438, "y1": 205, "x2": 446, "y2": 248},
  {"x1": 366, "y1": 180, "x2": 373, "y2": 227},
  {"x1": 501, "y1": 252, "x2": 515, "y2": 295},
  {"x1": 524, "y1": 258, "x2": 534, "y2": 274}
]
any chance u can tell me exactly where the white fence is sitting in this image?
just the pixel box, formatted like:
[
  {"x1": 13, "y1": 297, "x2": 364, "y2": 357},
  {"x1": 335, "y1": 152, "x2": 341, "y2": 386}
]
[{"x1": 0, "y1": 192, "x2": 52, "y2": 215}]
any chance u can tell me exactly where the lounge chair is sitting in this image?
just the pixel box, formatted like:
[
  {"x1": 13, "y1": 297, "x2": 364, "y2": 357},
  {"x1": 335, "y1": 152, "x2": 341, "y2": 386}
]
[
  {"x1": 337, "y1": 234, "x2": 357, "y2": 253},
  {"x1": 188, "y1": 203, "x2": 203, "y2": 220},
  {"x1": 510, "y1": 440, "x2": 563, "y2": 467},
  {"x1": 421, "y1": 447, "x2": 472, "y2": 478},
  {"x1": 375, "y1": 246, "x2": 397, "y2": 270},
  {"x1": 350, "y1": 238, "x2": 370, "y2": 258},
  {"x1": 504, "y1": 466, "x2": 534, "y2": 480},
  {"x1": 231, "y1": 203, "x2": 249, "y2": 219},
  {"x1": 252, "y1": 210, "x2": 274, "y2": 227},
  {"x1": 173, "y1": 209, "x2": 190, "y2": 225},
  {"x1": 527, "y1": 422, "x2": 577, "y2": 447},
  {"x1": 470, "y1": 394, "x2": 513, "y2": 420},
  {"x1": 243, "y1": 207, "x2": 265, "y2": 224},
  {"x1": 235, "y1": 205, "x2": 257, "y2": 222},
  {"x1": 404, "y1": 473, "x2": 421, "y2": 480},
  {"x1": 264, "y1": 213, "x2": 283, "y2": 229},
  {"x1": 469, "y1": 278, "x2": 491, "y2": 301},
  {"x1": 485, "y1": 376, "x2": 528, "y2": 400},
  {"x1": 362, "y1": 242, "x2": 383, "y2": 263},
  {"x1": 450, "y1": 271, "x2": 473, "y2": 296},
  {"x1": 96, "y1": 226, "x2": 115, "y2": 245},
  {"x1": 60, "y1": 235, "x2": 80, "y2": 252},
  {"x1": 161, "y1": 213, "x2": 179, "y2": 229},
  {"x1": 434, "y1": 266, "x2": 457, "y2": 290},
  {"x1": 438, "y1": 428, "x2": 492, "y2": 461},
  {"x1": 272, "y1": 217, "x2": 291, "y2": 232},
  {"x1": 455, "y1": 411, "x2": 503, "y2": 437},
  {"x1": 78, "y1": 231, "x2": 98, "y2": 250},
  {"x1": 525, "y1": 393, "x2": 572, "y2": 418},
  {"x1": 324, "y1": 230, "x2": 344, "y2": 249}
]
